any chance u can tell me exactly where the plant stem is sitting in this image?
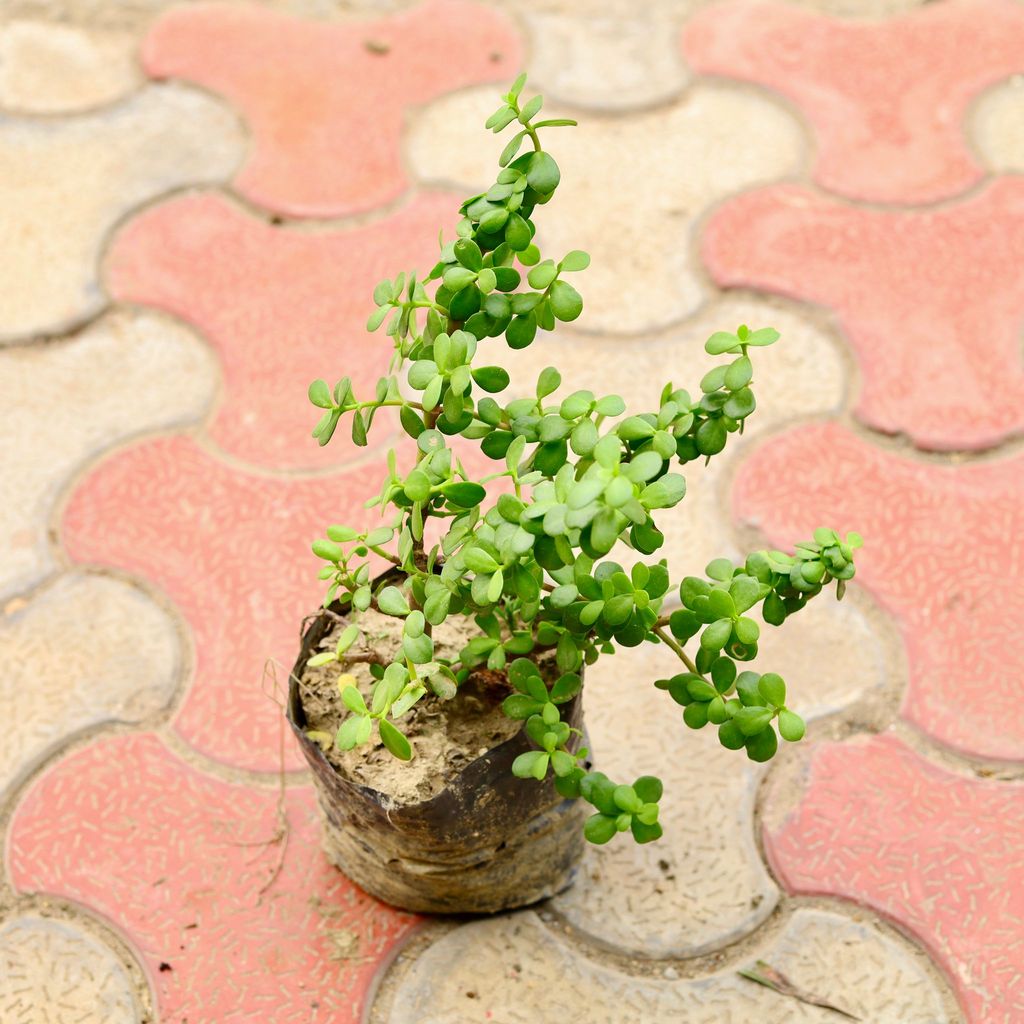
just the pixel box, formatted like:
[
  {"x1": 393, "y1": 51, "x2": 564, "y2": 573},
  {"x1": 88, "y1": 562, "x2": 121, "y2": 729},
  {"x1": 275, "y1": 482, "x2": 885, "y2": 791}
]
[{"x1": 652, "y1": 625, "x2": 701, "y2": 677}]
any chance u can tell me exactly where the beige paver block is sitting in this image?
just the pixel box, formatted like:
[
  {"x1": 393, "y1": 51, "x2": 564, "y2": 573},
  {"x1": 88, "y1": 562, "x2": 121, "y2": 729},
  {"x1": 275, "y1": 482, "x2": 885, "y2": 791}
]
[
  {"x1": 0, "y1": 571, "x2": 180, "y2": 798},
  {"x1": 0, "y1": 308, "x2": 216, "y2": 600},
  {"x1": 518, "y1": 0, "x2": 690, "y2": 109},
  {"x1": 0, "y1": 912, "x2": 143, "y2": 1023},
  {"x1": 970, "y1": 75, "x2": 1024, "y2": 173},
  {"x1": 386, "y1": 907, "x2": 950, "y2": 1023},
  {"x1": 0, "y1": 82, "x2": 242, "y2": 341},
  {"x1": 0, "y1": 20, "x2": 140, "y2": 112},
  {"x1": 407, "y1": 86, "x2": 804, "y2": 333}
]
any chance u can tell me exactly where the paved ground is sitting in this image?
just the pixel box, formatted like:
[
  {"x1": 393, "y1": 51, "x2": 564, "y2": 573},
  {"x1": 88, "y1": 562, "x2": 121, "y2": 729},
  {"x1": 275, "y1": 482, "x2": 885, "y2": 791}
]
[{"x1": 1, "y1": 1, "x2": 1022, "y2": 1021}]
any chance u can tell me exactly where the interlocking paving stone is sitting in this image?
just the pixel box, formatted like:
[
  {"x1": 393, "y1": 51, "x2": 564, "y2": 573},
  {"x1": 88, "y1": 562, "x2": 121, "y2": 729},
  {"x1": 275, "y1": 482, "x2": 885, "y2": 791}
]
[
  {"x1": 385, "y1": 906, "x2": 950, "y2": 1023},
  {"x1": 0, "y1": 912, "x2": 143, "y2": 1024},
  {"x1": 0, "y1": 19, "x2": 139, "y2": 112},
  {"x1": 733, "y1": 421, "x2": 1024, "y2": 762},
  {"x1": 764, "y1": 734, "x2": 1024, "y2": 1023},
  {"x1": 0, "y1": 82, "x2": 243, "y2": 342},
  {"x1": 0, "y1": 308, "x2": 217, "y2": 601},
  {"x1": 407, "y1": 84, "x2": 804, "y2": 334},
  {"x1": 7, "y1": 732, "x2": 417, "y2": 1023},
  {"x1": 703, "y1": 178, "x2": 1024, "y2": 451},
  {"x1": 521, "y1": 0, "x2": 690, "y2": 109},
  {"x1": 0, "y1": 571, "x2": 179, "y2": 798},
  {"x1": 970, "y1": 75, "x2": 1024, "y2": 173},
  {"x1": 141, "y1": 0, "x2": 522, "y2": 218},
  {"x1": 62, "y1": 436, "x2": 408, "y2": 773},
  {"x1": 550, "y1": 620, "x2": 886, "y2": 958},
  {"x1": 682, "y1": 0, "x2": 1024, "y2": 204},
  {"x1": 106, "y1": 190, "x2": 458, "y2": 471}
]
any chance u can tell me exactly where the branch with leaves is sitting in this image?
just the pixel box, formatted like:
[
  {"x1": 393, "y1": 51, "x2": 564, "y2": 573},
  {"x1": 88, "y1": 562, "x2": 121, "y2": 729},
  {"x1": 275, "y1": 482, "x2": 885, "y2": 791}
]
[{"x1": 304, "y1": 75, "x2": 862, "y2": 846}]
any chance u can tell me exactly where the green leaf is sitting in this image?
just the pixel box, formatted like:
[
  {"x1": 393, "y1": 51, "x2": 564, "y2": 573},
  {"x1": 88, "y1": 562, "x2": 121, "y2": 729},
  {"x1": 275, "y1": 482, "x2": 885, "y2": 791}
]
[
  {"x1": 336, "y1": 714, "x2": 368, "y2": 751},
  {"x1": 734, "y1": 616, "x2": 760, "y2": 645},
  {"x1": 527, "y1": 151, "x2": 560, "y2": 194},
  {"x1": 584, "y1": 813, "x2": 618, "y2": 845},
  {"x1": 724, "y1": 387, "x2": 756, "y2": 419},
  {"x1": 341, "y1": 685, "x2": 367, "y2": 715},
  {"x1": 423, "y1": 589, "x2": 451, "y2": 625},
  {"x1": 724, "y1": 356, "x2": 753, "y2": 391},
  {"x1": 519, "y1": 94, "x2": 543, "y2": 122},
  {"x1": 640, "y1": 473, "x2": 686, "y2": 509},
  {"x1": 377, "y1": 586, "x2": 409, "y2": 616},
  {"x1": 528, "y1": 261, "x2": 558, "y2": 289},
  {"x1": 548, "y1": 279, "x2": 583, "y2": 321},
  {"x1": 312, "y1": 538, "x2": 344, "y2": 562},
  {"x1": 778, "y1": 709, "x2": 806, "y2": 742},
  {"x1": 502, "y1": 694, "x2": 544, "y2": 719},
  {"x1": 453, "y1": 237, "x2": 483, "y2": 271},
  {"x1": 512, "y1": 750, "x2": 549, "y2": 780},
  {"x1": 379, "y1": 719, "x2": 412, "y2": 760},
  {"x1": 700, "y1": 618, "x2": 733, "y2": 652},
  {"x1": 745, "y1": 723, "x2": 778, "y2": 762},
  {"x1": 735, "y1": 706, "x2": 773, "y2": 737},
  {"x1": 504, "y1": 213, "x2": 532, "y2": 251},
  {"x1": 560, "y1": 249, "x2": 590, "y2": 272},
  {"x1": 366, "y1": 305, "x2": 389, "y2": 332},
  {"x1": 537, "y1": 366, "x2": 562, "y2": 398},
  {"x1": 758, "y1": 672, "x2": 786, "y2": 707},
  {"x1": 351, "y1": 411, "x2": 368, "y2": 446},
  {"x1": 404, "y1": 469, "x2": 432, "y2": 502},
  {"x1": 308, "y1": 379, "x2": 333, "y2": 408},
  {"x1": 472, "y1": 366, "x2": 510, "y2": 393},
  {"x1": 306, "y1": 651, "x2": 337, "y2": 668},
  {"x1": 441, "y1": 481, "x2": 486, "y2": 507},
  {"x1": 465, "y1": 547, "x2": 500, "y2": 573},
  {"x1": 746, "y1": 327, "x2": 780, "y2": 347},
  {"x1": 705, "y1": 331, "x2": 740, "y2": 355},
  {"x1": 499, "y1": 130, "x2": 527, "y2": 167}
]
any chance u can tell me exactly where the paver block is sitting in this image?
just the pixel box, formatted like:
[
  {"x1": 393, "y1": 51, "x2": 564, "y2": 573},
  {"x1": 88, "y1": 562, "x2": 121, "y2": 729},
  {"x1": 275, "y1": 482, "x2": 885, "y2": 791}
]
[
  {"x1": 764, "y1": 734, "x2": 1024, "y2": 1023},
  {"x1": 734, "y1": 421, "x2": 1024, "y2": 761},
  {"x1": 0, "y1": 308, "x2": 216, "y2": 600},
  {"x1": 7, "y1": 732, "x2": 417, "y2": 1023},
  {"x1": 0, "y1": 83, "x2": 243, "y2": 342},
  {"x1": 522, "y1": 0, "x2": 689, "y2": 109},
  {"x1": 0, "y1": 912, "x2": 144, "y2": 1024},
  {"x1": 408, "y1": 84, "x2": 804, "y2": 334},
  {"x1": 106, "y1": 190, "x2": 457, "y2": 471},
  {"x1": 0, "y1": 571, "x2": 180, "y2": 798},
  {"x1": 0, "y1": 20, "x2": 139, "y2": 112},
  {"x1": 703, "y1": 179, "x2": 1024, "y2": 451},
  {"x1": 141, "y1": 0, "x2": 522, "y2": 218},
  {"x1": 384, "y1": 906, "x2": 950, "y2": 1023},
  {"x1": 62, "y1": 436, "x2": 409, "y2": 773},
  {"x1": 682, "y1": 0, "x2": 1024, "y2": 204}
]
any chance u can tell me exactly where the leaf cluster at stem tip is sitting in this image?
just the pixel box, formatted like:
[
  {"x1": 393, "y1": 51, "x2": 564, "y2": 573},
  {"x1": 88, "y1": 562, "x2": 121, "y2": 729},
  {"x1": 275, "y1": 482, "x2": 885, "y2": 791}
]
[{"x1": 303, "y1": 75, "x2": 864, "y2": 847}]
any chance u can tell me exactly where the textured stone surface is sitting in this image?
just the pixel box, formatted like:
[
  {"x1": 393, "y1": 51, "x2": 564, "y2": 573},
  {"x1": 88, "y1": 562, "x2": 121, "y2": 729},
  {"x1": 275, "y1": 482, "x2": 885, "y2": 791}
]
[
  {"x1": 682, "y1": 0, "x2": 1024, "y2": 204},
  {"x1": 765, "y1": 735, "x2": 1024, "y2": 1023},
  {"x1": 0, "y1": 912, "x2": 143, "y2": 1023},
  {"x1": 0, "y1": 308, "x2": 216, "y2": 600},
  {"x1": 141, "y1": 0, "x2": 522, "y2": 217},
  {"x1": 0, "y1": 20, "x2": 139, "y2": 112},
  {"x1": 386, "y1": 907, "x2": 950, "y2": 1023},
  {"x1": 106, "y1": 190, "x2": 456, "y2": 471},
  {"x1": 550, "y1": 598, "x2": 886, "y2": 958},
  {"x1": 704, "y1": 179, "x2": 1024, "y2": 451},
  {"x1": 734, "y1": 421, "x2": 1024, "y2": 762},
  {"x1": 0, "y1": 571, "x2": 179, "y2": 797},
  {"x1": 8, "y1": 732, "x2": 417, "y2": 1023},
  {"x1": 970, "y1": 76, "x2": 1024, "y2": 173},
  {"x1": 521, "y1": 0, "x2": 690, "y2": 109},
  {"x1": 408, "y1": 85, "x2": 804, "y2": 334},
  {"x1": 0, "y1": 83, "x2": 242, "y2": 342},
  {"x1": 62, "y1": 436, "x2": 405, "y2": 772}
]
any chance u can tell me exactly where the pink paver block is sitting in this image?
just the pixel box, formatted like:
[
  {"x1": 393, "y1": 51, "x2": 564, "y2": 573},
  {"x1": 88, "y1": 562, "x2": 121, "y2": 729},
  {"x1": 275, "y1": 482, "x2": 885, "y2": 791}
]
[
  {"x1": 733, "y1": 421, "x2": 1024, "y2": 762},
  {"x1": 681, "y1": 0, "x2": 1024, "y2": 205},
  {"x1": 765, "y1": 734, "x2": 1024, "y2": 1023},
  {"x1": 63, "y1": 435, "x2": 409, "y2": 773},
  {"x1": 107, "y1": 191, "x2": 459, "y2": 472},
  {"x1": 142, "y1": 0, "x2": 522, "y2": 218},
  {"x1": 7, "y1": 732, "x2": 418, "y2": 1022},
  {"x1": 703, "y1": 178, "x2": 1024, "y2": 452}
]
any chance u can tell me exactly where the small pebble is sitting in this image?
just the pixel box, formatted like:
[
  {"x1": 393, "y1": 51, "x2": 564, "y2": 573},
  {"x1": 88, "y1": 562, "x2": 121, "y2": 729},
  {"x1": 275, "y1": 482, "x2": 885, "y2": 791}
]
[{"x1": 662, "y1": 966, "x2": 679, "y2": 980}]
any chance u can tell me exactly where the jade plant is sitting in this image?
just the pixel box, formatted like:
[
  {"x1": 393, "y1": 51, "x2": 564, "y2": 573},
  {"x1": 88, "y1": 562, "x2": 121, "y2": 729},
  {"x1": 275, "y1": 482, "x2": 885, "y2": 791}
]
[{"x1": 305, "y1": 76, "x2": 861, "y2": 846}]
